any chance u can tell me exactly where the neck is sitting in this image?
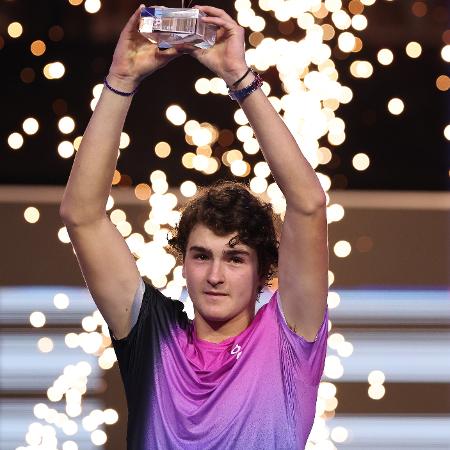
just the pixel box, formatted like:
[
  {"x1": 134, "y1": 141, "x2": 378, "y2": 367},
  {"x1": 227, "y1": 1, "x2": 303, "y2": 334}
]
[{"x1": 193, "y1": 307, "x2": 255, "y2": 343}]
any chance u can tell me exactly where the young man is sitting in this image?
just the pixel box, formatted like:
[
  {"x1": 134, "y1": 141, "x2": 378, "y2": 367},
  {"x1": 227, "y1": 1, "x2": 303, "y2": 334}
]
[{"x1": 60, "y1": 5, "x2": 329, "y2": 449}]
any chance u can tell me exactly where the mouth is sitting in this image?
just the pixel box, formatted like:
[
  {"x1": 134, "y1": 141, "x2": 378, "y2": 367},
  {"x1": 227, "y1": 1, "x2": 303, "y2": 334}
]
[{"x1": 204, "y1": 292, "x2": 227, "y2": 297}]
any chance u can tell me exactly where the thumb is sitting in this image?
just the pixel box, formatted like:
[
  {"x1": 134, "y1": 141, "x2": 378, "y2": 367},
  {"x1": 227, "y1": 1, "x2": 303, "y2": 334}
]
[{"x1": 156, "y1": 46, "x2": 186, "y2": 63}]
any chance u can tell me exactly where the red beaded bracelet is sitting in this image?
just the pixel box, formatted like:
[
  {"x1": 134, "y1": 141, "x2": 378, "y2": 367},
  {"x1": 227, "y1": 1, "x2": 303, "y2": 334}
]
[{"x1": 228, "y1": 69, "x2": 263, "y2": 102}]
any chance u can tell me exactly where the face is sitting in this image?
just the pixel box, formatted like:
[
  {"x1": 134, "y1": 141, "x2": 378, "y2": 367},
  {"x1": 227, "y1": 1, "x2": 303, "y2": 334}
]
[{"x1": 182, "y1": 223, "x2": 263, "y2": 327}]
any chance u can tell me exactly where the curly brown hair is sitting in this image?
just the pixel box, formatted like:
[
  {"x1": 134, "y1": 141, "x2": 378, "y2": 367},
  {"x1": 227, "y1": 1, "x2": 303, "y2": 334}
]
[{"x1": 168, "y1": 179, "x2": 280, "y2": 291}]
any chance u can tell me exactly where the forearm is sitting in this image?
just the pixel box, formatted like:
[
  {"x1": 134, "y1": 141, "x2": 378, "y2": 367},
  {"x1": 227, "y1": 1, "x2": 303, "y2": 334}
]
[
  {"x1": 225, "y1": 70, "x2": 326, "y2": 213},
  {"x1": 60, "y1": 76, "x2": 135, "y2": 223}
]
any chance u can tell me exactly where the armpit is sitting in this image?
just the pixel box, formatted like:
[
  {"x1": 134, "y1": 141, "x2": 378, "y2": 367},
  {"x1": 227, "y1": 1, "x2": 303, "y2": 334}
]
[{"x1": 287, "y1": 321, "x2": 297, "y2": 333}]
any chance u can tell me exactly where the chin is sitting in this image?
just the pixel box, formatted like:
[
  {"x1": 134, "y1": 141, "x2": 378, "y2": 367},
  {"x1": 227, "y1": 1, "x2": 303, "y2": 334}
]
[{"x1": 196, "y1": 302, "x2": 234, "y2": 323}]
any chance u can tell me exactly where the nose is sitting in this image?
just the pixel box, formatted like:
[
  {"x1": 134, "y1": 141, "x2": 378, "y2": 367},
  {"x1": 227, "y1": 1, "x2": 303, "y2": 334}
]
[{"x1": 207, "y1": 260, "x2": 224, "y2": 287}]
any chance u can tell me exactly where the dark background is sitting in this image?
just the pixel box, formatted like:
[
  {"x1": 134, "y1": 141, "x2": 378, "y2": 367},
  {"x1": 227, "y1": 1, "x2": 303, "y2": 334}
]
[{"x1": 0, "y1": 0, "x2": 448, "y2": 190}]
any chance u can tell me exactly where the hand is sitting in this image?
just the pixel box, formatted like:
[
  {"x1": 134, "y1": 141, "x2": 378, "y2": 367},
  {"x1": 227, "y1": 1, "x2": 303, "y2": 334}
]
[
  {"x1": 179, "y1": 5, "x2": 248, "y2": 85},
  {"x1": 108, "y1": 5, "x2": 185, "y2": 90}
]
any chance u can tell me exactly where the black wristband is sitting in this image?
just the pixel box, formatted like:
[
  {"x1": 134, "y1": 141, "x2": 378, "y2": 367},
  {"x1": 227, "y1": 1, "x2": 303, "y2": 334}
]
[
  {"x1": 104, "y1": 76, "x2": 139, "y2": 97},
  {"x1": 230, "y1": 67, "x2": 251, "y2": 88}
]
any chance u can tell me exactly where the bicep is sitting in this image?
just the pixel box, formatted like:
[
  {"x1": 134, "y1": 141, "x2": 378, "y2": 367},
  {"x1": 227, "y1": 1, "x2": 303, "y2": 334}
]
[
  {"x1": 278, "y1": 205, "x2": 328, "y2": 342},
  {"x1": 64, "y1": 216, "x2": 142, "y2": 339}
]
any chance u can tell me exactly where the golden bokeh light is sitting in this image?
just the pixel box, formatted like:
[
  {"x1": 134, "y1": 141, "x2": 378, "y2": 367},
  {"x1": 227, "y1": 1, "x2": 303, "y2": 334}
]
[
  {"x1": 444, "y1": 124, "x2": 450, "y2": 141},
  {"x1": 166, "y1": 105, "x2": 187, "y2": 126},
  {"x1": 119, "y1": 132, "x2": 130, "y2": 149},
  {"x1": 110, "y1": 209, "x2": 126, "y2": 225},
  {"x1": 30, "y1": 40, "x2": 46, "y2": 56},
  {"x1": 338, "y1": 32, "x2": 356, "y2": 53},
  {"x1": 30, "y1": 311, "x2": 46, "y2": 328},
  {"x1": 58, "y1": 141, "x2": 75, "y2": 158},
  {"x1": 377, "y1": 48, "x2": 394, "y2": 65},
  {"x1": 37, "y1": 337, "x2": 54, "y2": 353},
  {"x1": 43, "y1": 62, "x2": 66, "y2": 79},
  {"x1": 135, "y1": 183, "x2": 152, "y2": 201},
  {"x1": 387, "y1": 97, "x2": 405, "y2": 115},
  {"x1": 182, "y1": 152, "x2": 196, "y2": 169},
  {"x1": 180, "y1": 180, "x2": 198, "y2": 197},
  {"x1": 333, "y1": 240, "x2": 351, "y2": 258},
  {"x1": 321, "y1": 23, "x2": 335, "y2": 40},
  {"x1": 349, "y1": 60, "x2": 373, "y2": 78},
  {"x1": 441, "y1": 44, "x2": 450, "y2": 62},
  {"x1": 405, "y1": 41, "x2": 422, "y2": 58},
  {"x1": 230, "y1": 159, "x2": 249, "y2": 177},
  {"x1": 58, "y1": 116, "x2": 76, "y2": 134},
  {"x1": 85, "y1": 0, "x2": 102, "y2": 14},
  {"x1": 348, "y1": 0, "x2": 364, "y2": 15},
  {"x1": 254, "y1": 161, "x2": 271, "y2": 178},
  {"x1": 24, "y1": 206, "x2": 40, "y2": 223},
  {"x1": 331, "y1": 426, "x2": 349, "y2": 443},
  {"x1": 8, "y1": 132, "x2": 24, "y2": 150},
  {"x1": 352, "y1": 152, "x2": 370, "y2": 171},
  {"x1": 368, "y1": 369, "x2": 386, "y2": 385},
  {"x1": 91, "y1": 429, "x2": 107, "y2": 445},
  {"x1": 436, "y1": 75, "x2": 450, "y2": 91},
  {"x1": 194, "y1": 78, "x2": 210, "y2": 94},
  {"x1": 112, "y1": 170, "x2": 121, "y2": 185},
  {"x1": 368, "y1": 384, "x2": 386, "y2": 400},
  {"x1": 332, "y1": 10, "x2": 352, "y2": 30},
  {"x1": 351, "y1": 14, "x2": 367, "y2": 31},
  {"x1": 325, "y1": 0, "x2": 343, "y2": 14},
  {"x1": 53, "y1": 293, "x2": 70, "y2": 309},
  {"x1": 23, "y1": 117, "x2": 39, "y2": 135},
  {"x1": 352, "y1": 36, "x2": 363, "y2": 52},
  {"x1": 8, "y1": 22, "x2": 23, "y2": 38},
  {"x1": 73, "y1": 136, "x2": 83, "y2": 151},
  {"x1": 155, "y1": 141, "x2": 171, "y2": 158},
  {"x1": 250, "y1": 176, "x2": 268, "y2": 193}
]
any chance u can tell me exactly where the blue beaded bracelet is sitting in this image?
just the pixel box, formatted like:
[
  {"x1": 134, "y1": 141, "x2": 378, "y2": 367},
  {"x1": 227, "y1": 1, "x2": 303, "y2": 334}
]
[
  {"x1": 104, "y1": 76, "x2": 139, "y2": 97},
  {"x1": 228, "y1": 69, "x2": 263, "y2": 102}
]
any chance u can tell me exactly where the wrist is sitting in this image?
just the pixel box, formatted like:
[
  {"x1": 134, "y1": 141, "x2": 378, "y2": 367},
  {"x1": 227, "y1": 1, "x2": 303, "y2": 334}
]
[
  {"x1": 221, "y1": 66, "x2": 250, "y2": 88},
  {"x1": 229, "y1": 70, "x2": 255, "y2": 91},
  {"x1": 106, "y1": 72, "x2": 140, "y2": 93}
]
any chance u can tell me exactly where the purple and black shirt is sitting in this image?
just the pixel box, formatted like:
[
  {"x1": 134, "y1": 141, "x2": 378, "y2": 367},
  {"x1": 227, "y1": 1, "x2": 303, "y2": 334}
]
[{"x1": 110, "y1": 279, "x2": 328, "y2": 449}]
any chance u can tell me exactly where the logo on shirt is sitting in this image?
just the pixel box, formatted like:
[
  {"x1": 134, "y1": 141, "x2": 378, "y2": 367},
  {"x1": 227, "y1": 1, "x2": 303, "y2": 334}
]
[{"x1": 231, "y1": 343, "x2": 242, "y2": 360}]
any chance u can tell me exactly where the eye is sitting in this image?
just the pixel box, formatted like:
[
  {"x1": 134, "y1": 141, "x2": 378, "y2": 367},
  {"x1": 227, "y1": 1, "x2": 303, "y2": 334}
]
[
  {"x1": 230, "y1": 256, "x2": 243, "y2": 264},
  {"x1": 194, "y1": 253, "x2": 208, "y2": 260}
]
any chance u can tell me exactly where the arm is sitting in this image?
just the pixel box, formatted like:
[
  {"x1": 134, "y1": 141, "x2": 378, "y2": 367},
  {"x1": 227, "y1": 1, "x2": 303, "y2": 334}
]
[
  {"x1": 226, "y1": 71, "x2": 328, "y2": 342},
  {"x1": 189, "y1": 6, "x2": 328, "y2": 341},
  {"x1": 60, "y1": 5, "x2": 183, "y2": 221},
  {"x1": 60, "y1": 6, "x2": 184, "y2": 339}
]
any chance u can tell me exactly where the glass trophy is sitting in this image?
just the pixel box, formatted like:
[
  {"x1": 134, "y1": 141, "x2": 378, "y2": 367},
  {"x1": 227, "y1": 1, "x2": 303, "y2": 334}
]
[{"x1": 139, "y1": 6, "x2": 218, "y2": 49}]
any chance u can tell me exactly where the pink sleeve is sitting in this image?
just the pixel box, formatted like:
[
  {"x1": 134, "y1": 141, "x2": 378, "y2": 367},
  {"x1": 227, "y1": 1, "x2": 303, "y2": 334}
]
[{"x1": 275, "y1": 290, "x2": 329, "y2": 385}]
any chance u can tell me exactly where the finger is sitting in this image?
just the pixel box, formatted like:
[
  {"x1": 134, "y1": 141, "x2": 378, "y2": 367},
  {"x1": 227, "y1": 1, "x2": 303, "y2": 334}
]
[
  {"x1": 194, "y1": 5, "x2": 235, "y2": 23},
  {"x1": 200, "y1": 15, "x2": 236, "y2": 33},
  {"x1": 158, "y1": 46, "x2": 185, "y2": 58},
  {"x1": 123, "y1": 4, "x2": 145, "y2": 33}
]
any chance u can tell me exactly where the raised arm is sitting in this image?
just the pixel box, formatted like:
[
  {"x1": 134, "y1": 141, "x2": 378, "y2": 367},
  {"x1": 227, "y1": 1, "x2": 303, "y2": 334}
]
[
  {"x1": 188, "y1": 5, "x2": 328, "y2": 341},
  {"x1": 60, "y1": 5, "x2": 183, "y2": 221},
  {"x1": 60, "y1": 6, "x2": 184, "y2": 339}
]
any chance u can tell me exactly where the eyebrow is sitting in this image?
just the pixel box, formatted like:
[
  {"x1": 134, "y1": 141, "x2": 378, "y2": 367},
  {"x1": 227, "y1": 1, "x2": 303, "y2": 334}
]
[{"x1": 188, "y1": 245, "x2": 251, "y2": 257}]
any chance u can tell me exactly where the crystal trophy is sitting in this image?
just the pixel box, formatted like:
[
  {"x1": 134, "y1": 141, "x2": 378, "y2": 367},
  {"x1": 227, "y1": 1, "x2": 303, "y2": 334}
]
[{"x1": 139, "y1": 6, "x2": 218, "y2": 49}]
